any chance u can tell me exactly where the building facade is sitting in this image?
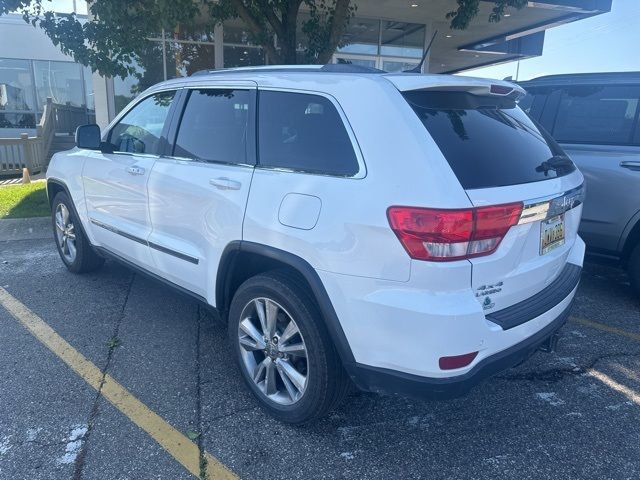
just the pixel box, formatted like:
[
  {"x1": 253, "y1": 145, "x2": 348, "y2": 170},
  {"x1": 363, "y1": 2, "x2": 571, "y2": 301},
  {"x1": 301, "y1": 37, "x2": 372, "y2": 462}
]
[{"x1": 0, "y1": 0, "x2": 612, "y2": 134}]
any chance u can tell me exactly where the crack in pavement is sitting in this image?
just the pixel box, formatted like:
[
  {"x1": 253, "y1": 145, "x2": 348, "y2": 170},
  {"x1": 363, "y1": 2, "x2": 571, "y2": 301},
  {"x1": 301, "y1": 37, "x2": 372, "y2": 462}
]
[
  {"x1": 72, "y1": 273, "x2": 135, "y2": 480},
  {"x1": 498, "y1": 351, "x2": 640, "y2": 382}
]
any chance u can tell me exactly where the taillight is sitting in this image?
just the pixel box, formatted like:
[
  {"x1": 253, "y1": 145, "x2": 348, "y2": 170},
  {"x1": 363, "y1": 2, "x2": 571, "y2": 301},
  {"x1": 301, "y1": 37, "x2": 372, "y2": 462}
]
[{"x1": 387, "y1": 203, "x2": 522, "y2": 261}]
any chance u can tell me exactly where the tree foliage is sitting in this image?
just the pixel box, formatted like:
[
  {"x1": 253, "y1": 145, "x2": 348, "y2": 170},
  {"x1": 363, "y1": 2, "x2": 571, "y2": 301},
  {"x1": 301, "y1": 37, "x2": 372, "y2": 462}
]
[
  {"x1": 0, "y1": 0, "x2": 528, "y2": 78},
  {"x1": 447, "y1": 0, "x2": 527, "y2": 30}
]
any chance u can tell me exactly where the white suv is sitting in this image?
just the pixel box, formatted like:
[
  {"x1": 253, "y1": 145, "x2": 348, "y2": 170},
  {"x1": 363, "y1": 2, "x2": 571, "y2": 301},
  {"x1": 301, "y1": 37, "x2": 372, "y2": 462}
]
[{"x1": 46, "y1": 65, "x2": 585, "y2": 423}]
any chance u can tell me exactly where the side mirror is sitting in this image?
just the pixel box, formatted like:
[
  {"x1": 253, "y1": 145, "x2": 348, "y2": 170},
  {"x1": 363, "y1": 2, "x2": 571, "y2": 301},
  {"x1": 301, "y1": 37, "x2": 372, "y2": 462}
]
[{"x1": 75, "y1": 124, "x2": 102, "y2": 150}]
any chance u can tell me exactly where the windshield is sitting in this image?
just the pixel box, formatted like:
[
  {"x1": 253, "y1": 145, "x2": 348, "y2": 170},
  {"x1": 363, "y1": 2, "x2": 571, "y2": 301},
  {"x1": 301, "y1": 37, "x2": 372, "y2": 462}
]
[{"x1": 403, "y1": 91, "x2": 575, "y2": 190}]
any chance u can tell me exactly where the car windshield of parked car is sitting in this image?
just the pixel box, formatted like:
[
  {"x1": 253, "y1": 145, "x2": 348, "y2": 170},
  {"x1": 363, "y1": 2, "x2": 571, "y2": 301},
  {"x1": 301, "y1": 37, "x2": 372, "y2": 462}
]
[{"x1": 404, "y1": 90, "x2": 575, "y2": 190}]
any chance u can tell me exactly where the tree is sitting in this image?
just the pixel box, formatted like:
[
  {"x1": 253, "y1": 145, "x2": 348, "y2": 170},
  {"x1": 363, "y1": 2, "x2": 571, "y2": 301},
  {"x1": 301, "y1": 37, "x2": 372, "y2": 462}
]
[
  {"x1": 446, "y1": 0, "x2": 527, "y2": 30},
  {"x1": 0, "y1": 0, "x2": 527, "y2": 78}
]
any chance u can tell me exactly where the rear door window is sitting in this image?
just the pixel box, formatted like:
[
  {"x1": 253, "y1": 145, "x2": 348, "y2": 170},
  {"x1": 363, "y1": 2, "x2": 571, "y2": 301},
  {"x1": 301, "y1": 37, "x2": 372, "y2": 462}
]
[
  {"x1": 404, "y1": 91, "x2": 574, "y2": 190},
  {"x1": 258, "y1": 90, "x2": 359, "y2": 176},
  {"x1": 551, "y1": 85, "x2": 640, "y2": 145},
  {"x1": 173, "y1": 89, "x2": 252, "y2": 164}
]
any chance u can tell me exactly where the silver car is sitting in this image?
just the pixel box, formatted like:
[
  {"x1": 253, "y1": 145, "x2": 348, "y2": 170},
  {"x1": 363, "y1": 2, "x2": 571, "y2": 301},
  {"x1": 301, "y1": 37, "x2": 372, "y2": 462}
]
[{"x1": 520, "y1": 72, "x2": 640, "y2": 294}]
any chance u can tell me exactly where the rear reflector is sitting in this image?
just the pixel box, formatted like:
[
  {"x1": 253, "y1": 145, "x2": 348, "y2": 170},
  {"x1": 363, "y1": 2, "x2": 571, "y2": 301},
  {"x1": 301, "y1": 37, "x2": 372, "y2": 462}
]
[
  {"x1": 439, "y1": 352, "x2": 478, "y2": 370},
  {"x1": 387, "y1": 203, "x2": 522, "y2": 261}
]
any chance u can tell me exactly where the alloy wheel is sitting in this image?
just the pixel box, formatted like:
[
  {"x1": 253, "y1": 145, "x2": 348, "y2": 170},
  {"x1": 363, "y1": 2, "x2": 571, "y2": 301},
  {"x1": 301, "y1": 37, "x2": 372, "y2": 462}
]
[
  {"x1": 238, "y1": 298, "x2": 309, "y2": 405},
  {"x1": 55, "y1": 203, "x2": 77, "y2": 263}
]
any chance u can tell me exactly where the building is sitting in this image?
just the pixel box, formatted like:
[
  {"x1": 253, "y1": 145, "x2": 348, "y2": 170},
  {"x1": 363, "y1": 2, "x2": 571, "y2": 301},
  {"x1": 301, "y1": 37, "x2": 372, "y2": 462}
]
[{"x1": 0, "y1": 0, "x2": 612, "y2": 136}]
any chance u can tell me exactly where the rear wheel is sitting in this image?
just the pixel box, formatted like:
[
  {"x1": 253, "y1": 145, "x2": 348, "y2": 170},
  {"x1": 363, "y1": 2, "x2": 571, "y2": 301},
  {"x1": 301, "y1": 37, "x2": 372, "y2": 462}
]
[
  {"x1": 52, "y1": 192, "x2": 104, "y2": 273},
  {"x1": 629, "y1": 243, "x2": 640, "y2": 296},
  {"x1": 228, "y1": 271, "x2": 350, "y2": 424}
]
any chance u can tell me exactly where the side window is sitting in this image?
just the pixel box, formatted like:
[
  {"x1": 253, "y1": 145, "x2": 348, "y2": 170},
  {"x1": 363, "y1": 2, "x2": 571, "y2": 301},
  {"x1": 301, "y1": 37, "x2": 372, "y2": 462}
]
[
  {"x1": 258, "y1": 91, "x2": 359, "y2": 176},
  {"x1": 173, "y1": 89, "x2": 251, "y2": 164},
  {"x1": 108, "y1": 91, "x2": 175, "y2": 155},
  {"x1": 552, "y1": 85, "x2": 640, "y2": 145}
]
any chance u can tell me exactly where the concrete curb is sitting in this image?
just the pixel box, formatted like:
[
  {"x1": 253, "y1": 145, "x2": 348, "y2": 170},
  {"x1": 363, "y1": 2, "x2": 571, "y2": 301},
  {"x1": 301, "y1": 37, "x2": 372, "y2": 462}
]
[{"x1": 0, "y1": 217, "x2": 52, "y2": 241}]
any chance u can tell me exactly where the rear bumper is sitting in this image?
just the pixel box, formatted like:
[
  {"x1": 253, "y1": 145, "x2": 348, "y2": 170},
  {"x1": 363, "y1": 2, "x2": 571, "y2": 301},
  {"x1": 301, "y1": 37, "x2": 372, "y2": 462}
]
[{"x1": 349, "y1": 299, "x2": 574, "y2": 399}]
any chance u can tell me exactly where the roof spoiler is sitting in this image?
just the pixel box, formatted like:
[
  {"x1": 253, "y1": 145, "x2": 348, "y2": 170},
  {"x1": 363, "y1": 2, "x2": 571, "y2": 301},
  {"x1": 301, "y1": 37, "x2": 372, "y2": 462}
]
[{"x1": 385, "y1": 75, "x2": 525, "y2": 101}]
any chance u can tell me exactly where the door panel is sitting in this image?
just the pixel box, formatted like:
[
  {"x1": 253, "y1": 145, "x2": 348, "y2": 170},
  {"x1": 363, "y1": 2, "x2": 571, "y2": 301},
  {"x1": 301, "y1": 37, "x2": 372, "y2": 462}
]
[
  {"x1": 561, "y1": 143, "x2": 640, "y2": 253},
  {"x1": 147, "y1": 160, "x2": 254, "y2": 299},
  {"x1": 83, "y1": 152, "x2": 157, "y2": 265},
  {"x1": 147, "y1": 86, "x2": 256, "y2": 302},
  {"x1": 83, "y1": 90, "x2": 177, "y2": 267}
]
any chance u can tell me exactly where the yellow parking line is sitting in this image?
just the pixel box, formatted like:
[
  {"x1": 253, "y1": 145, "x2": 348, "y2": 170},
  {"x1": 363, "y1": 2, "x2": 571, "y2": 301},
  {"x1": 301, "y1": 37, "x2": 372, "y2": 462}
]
[
  {"x1": 0, "y1": 287, "x2": 237, "y2": 480},
  {"x1": 570, "y1": 316, "x2": 640, "y2": 343},
  {"x1": 588, "y1": 369, "x2": 640, "y2": 406}
]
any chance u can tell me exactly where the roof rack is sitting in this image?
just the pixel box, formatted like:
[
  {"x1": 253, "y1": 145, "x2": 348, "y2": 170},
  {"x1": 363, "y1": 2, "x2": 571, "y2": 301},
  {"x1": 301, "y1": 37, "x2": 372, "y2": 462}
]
[{"x1": 190, "y1": 63, "x2": 385, "y2": 77}]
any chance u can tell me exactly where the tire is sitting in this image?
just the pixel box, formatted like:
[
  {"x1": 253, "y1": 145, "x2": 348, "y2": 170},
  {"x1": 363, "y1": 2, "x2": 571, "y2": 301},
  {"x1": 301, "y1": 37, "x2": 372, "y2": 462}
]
[
  {"x1": 629, "y1": 243, "x2": 640, "y2": 296},
  {"x1": 228, "y1": 270, "x2": 350, "y2": 424},
  {"x1": 52, "y1": 191, "x2": 104, "y2": 274}
]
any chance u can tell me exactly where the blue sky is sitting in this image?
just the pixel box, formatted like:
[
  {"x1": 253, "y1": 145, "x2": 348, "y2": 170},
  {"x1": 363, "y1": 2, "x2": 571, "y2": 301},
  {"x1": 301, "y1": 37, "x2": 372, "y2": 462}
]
[{"x1": 459, "y1": 0, "x2": 640, "y2": 81}]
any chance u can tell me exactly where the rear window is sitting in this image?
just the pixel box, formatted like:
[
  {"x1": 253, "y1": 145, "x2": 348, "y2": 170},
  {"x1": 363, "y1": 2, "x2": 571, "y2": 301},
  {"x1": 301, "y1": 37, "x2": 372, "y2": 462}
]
[{"x1": 404, "y1": 91, "x2": 574, "y2": 190}]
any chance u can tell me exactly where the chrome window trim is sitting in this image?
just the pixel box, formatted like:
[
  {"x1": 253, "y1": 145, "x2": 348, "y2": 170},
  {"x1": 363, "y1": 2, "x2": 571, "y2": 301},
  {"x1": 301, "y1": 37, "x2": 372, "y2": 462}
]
[{"x1": 255, "y1": 86, "x2": 367, "y2": 179}]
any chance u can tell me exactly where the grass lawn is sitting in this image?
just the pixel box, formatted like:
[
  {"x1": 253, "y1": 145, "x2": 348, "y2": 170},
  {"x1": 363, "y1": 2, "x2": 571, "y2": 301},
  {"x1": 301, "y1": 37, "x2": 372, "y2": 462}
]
[{"x1": 0, "y1": 182, "x2": 50, "y2": 219}]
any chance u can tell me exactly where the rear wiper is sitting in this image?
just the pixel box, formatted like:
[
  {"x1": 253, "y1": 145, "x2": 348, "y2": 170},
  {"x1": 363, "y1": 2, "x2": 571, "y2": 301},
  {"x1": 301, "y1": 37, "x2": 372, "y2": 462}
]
[{"x1": 535, "y1": 155, "x2": 574, "y2": 176}]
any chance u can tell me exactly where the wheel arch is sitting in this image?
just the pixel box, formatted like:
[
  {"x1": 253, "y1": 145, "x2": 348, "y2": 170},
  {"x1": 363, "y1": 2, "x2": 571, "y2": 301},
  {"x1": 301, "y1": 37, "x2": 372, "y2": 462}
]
[
  {"x1": 46, "y1": 178, "x2": 92, "y2": 242},
  {"x1": 216, "y1": 241, "x2": 356, "y2": 368},
  {"x1": 46, "y1": 178, "x2": 68, "y2": 206},
  {"x1": 620, "y1": 210, "x2": 640, "y2": 266}
]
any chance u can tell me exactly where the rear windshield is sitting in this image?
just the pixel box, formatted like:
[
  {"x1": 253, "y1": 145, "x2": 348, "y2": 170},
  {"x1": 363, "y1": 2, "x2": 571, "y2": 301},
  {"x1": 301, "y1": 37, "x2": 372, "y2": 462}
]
[{"x1": 404, "y1": 91, "x2": 575, "y2": 190}]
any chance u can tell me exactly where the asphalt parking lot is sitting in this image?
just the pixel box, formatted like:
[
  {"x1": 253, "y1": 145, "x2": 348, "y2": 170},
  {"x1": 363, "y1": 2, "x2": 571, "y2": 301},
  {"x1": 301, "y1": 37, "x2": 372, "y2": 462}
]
[{"x1": 1, "y1": 229, "x2": 639, "y2": 480}]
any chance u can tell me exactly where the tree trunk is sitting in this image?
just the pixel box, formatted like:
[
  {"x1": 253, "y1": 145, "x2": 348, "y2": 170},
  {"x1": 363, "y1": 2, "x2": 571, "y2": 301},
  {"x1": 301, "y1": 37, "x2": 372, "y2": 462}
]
[{"x1": 315, "y1": 0, "x2": 351, "y2": 64}]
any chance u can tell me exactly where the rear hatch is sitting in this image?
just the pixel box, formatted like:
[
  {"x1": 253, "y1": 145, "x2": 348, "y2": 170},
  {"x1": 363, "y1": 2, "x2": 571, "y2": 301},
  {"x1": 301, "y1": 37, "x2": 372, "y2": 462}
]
[{"x1": 387, "y1": 74, "x2": 584, "y2": 313}]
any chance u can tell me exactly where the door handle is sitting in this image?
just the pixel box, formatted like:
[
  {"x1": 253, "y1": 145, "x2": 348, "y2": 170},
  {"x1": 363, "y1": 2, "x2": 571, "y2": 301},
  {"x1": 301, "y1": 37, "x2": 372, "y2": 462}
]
[
  {"x1": 620, "y1": 161, "x2": 640, "y2": 171},
  {"x1": 126, "y1": 166, "x2": 146, "y2": 176},
  {"x1": 209, "y1": 177, "x2": 241, "y2": 190}
]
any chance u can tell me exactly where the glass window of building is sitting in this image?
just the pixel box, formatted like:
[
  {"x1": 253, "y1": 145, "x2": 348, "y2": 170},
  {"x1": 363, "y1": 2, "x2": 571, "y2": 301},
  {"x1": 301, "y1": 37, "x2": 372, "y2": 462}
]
[
  {"x1": 171, "y1": 22, "x2": 216, "y2": 43},
  {"x1": 223, "y1": 19, "x2": 264, "y2": 68},
  {"x1": 338, "y1": 18, "x2": 380, "y2": 55},
  {"x1": 166, "y1": 41, "x2": 216, "y2": 78},
  {"x1": 0, "y1": 58, "x2": 37, "y2": 129},
  {"x1": 382, "y1": 59, "x2": 419, "y2": 73},
  {"x1": 33, "y1": 60, "x2": 85, "y2": 109},
  {"x1": 380, "y1": 21, "x2": 425, "y2": 58},
  {"x1": 113, "y1": 40, "x2": 165, "y2": 114},
  {"x1": 0, "y1": 59, "x2": 36, "y2": 111},
  {"x1": 223, "y1": 46, "x2": 264, "y2": 68},
  {"x1": 335, "y1": 18, "x2": 425, "y2": 71},
  {"x1": 83, "y1": 66, "x2": 95, "y2": 112}
]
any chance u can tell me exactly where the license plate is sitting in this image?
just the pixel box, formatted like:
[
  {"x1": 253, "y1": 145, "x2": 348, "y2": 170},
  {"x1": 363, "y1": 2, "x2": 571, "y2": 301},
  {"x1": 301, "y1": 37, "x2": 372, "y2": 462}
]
[{"x1": 540, "y1": 214, "x2": 565, "y2": 255}]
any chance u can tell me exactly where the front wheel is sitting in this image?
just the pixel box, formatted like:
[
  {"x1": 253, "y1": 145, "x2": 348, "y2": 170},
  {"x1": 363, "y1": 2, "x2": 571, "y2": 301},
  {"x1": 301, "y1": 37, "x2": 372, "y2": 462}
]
[
  {"x1": 228, "y1": 271, "x2": 350, "y2": 424},
  {"x1": 52, "y1": 192, "x2": 104, "y2": 273}
]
